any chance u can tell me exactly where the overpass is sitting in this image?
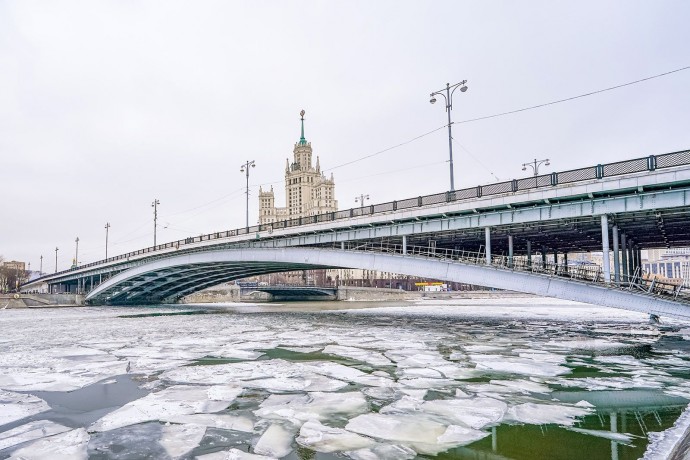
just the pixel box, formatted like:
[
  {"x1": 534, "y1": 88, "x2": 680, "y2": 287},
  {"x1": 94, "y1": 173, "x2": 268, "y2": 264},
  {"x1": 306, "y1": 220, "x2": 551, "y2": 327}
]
[{"x1": 21, "y1": 149, "x2": 690, "y2": 318}]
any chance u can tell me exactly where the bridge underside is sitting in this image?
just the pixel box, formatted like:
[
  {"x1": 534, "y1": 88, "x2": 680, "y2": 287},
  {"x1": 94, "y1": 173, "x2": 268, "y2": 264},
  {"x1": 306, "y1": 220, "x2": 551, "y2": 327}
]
[
  {"x1": 312, "y1": 207, "x2": 690, "y2": 256},
  {"x1": 85, "y1": 248, "x2": 690, "y2": 319},
  {"x1": 86, "y1": 260, "x2": 330, "y2": 305}
]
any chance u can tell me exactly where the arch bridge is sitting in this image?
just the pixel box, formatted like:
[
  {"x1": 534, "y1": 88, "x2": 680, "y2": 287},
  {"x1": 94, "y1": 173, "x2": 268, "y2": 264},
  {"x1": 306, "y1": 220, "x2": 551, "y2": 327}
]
[{"x1": 21, "y1": 149, "x2": 690, "y2": 319}]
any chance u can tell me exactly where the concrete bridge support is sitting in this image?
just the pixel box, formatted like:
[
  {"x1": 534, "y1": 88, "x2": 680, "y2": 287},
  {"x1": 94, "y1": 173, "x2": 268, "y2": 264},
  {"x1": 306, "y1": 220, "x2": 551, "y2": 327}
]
[
  {"x1": 485, "y1": 227, "x2": 491, "y2": 265},
  {"x1": 612, "y1": 225, "x2": 620, "y2": 283},
  {"x1": 601, "y1": 214, "x2": 611, "y2": 283},
  {"x1": 621, "y1": 233, "x2": 629, "y2": 281},
  {"x1": 526, "y1": 241, "x2": 532, "y2": 267},
  {"x1": 508, "y1": 235, "x2": 514, "y2": 268},
  {"x1": 402, "y1": 235, "x2": 407, "y2": 255}
]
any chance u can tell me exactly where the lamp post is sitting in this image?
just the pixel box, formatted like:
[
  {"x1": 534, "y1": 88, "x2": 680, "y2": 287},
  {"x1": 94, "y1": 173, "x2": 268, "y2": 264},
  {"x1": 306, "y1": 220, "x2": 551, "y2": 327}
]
[
  {"x1": 55, "y1": 247, "x2": 59, "y2": 273},
  {"x1": 429, "y1": 80, "x2": 468, "y2": 192},
  {"x1": 39, "y1": 255, "x2": 43, "y2": 276},
  {"x1": 152, "y1": 199, "x2": 160, "y2": 247},
  {"x1": 105, "y1": 223, "x2": 110, "y2": 259},
  {"x1": 74, "y1": 237, "x2": 79, "y2": 267},
  {"x1": 355, "y1": 194, "x2": 369, "y2": 207},
  {"x1": 240, "y1": 160, "x2": 256, "y2": 229},
  {"x1": 522, "y1": 158, "x2": 551, "y2": 177}
]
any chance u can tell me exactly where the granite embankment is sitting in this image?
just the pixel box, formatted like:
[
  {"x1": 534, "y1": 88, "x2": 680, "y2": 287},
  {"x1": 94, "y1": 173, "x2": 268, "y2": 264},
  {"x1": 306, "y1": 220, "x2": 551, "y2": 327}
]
[{"x1": 0, "y1": 293, "x2": 84, "y2": 308}]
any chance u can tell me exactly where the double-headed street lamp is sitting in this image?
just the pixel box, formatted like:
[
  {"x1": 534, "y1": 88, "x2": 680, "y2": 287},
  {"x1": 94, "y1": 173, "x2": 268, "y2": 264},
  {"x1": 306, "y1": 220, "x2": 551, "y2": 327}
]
[
  {"x1": 355, "y1": 194, "x2": 369, "y2": 206},
  {"x1": 430, "y1": 80, "x2": 468, "y2": 192},
  {"x1": 522, "y1": 158, "x2": 551, "y2": 177},
  {"x1": 240, "y1": 160, "x2": 256, "y2": 229}
]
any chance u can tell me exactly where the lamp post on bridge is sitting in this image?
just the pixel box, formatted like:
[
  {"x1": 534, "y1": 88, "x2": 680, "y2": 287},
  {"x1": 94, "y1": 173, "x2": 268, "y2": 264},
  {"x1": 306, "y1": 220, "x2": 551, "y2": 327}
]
[
  {"x1": 355, "y1": 194, "x2": 369, "y2": 207},
  {"x1": 39, "y1": 255, "x2": 43, "y2": 276},
  {"x1": 54, "y1": 247, "x2": 59, "y2": 273},
  {"x1": 105, "y1": 223, "x2": 110, "y2": 259},
  {"x1": 429, "y1": 79, "x2": 469, "y2": 192},
  {"x1": 152, "y1": 199, "x2": 160, "y2": 247},
  {"x1": 240, "y1": 160, "x2": 256, "y2": 229},
  {"x1": 74, "y1": 237, "x2": 79, "y2": 267},
  {"x1": 522, "y1": 158, "x2": 550, "y2": 177}
]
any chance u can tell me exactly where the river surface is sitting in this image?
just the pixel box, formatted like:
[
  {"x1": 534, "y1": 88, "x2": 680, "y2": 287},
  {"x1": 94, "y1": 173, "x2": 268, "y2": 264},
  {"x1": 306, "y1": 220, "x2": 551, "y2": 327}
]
[{"x1": 1, "y1": 297, "x2": 689, "y2": 459}]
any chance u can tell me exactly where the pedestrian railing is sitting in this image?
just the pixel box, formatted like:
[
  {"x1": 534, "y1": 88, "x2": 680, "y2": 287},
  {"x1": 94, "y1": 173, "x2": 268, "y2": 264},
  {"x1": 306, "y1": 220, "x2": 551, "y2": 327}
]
[
  {"x1": 333, "y1": 241, "x2": 688, "y2": 304},
  {"x1": 29, "y1": 148, "x2": 690, "y2": 284}
]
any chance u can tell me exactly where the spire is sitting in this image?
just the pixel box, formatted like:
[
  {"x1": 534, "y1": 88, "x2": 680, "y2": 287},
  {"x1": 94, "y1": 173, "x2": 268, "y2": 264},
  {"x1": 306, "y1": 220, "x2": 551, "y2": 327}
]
[{"x1": 298, "y1": 109, "x2": 307, "y2": 145}]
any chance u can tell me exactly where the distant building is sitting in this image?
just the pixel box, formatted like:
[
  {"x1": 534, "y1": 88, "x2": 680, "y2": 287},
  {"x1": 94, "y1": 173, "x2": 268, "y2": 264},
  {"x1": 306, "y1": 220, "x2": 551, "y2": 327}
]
[
  {"x1": 258, "y1": 110, "x2": 337, "y2": 225},
  {"x1": 2, "y1": 261, "x2": 25, "y2": 272},
  {"x1": 642, "y1": 248, "x2": 690, "y2": 288}
]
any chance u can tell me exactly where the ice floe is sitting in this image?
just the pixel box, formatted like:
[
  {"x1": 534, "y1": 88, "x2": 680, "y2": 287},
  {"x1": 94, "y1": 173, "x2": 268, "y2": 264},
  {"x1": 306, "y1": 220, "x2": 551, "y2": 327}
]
[
  {"x1": 0, "y1": 420, "x2": 71, "y2": 451},
  {"x1": 345, "y1": 443, "x2": 417, "y2": 460},
  {"x1": 159, "y1": 414, "x2": 254, "y2": 432},
  {"x1": 323, "y1": 345, "x2": 393, "y2": 366},
  {"x1": 89, "y1": 385, "x2": 242, "y2": 431},
  {"x1": 159, "y1": 423, "x2": 207, "y2": 458},
  {"x1": 254, "y1": 392, "x2": 368, "y2": 425},
  {"x1": 505, "y1": 402, "x2": 592, "y2": 426},
  {"x1": 469, "y1": 354, "x2": 570, "y2": 377},
  {"x1": 254, "y1": 423, "x2": 294, "y2": 458},
  {"x1": 197, "y1": 448, "x2": 277, "y2": 460},
  {"x1": 642, "y1": 402, "x2": 690, "y2": 460},
  {"x1": 296, "y1": 419, "x2": 376, "y2": 452},
  {"x1": 8, "y1": 428, "x2": 89, "y2": 460},
  {"x1": 0, "y1": 390, "x2": 50, "y2": 425}
]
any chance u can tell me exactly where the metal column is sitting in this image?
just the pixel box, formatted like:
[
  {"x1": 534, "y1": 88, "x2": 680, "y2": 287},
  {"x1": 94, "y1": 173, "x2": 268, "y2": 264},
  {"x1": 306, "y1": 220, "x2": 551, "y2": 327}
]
[
  {"x1": 563, "y1": 252, "x2": 568, "y2": 273},
  {"x1": 485, "y1": 227, "x2": 491, "y2": 266},
  {"x1": 601, "y1": 214, "x2": 611, "y2": 284},
  {"x1": 541, "y1": 247, "x2": 547, "y2": 268},
  {"x1": 402, "y1": 235, "x2": 407, "y2": 255},
  {"x1": 508, "y1": 235, "x2": 514, "y2": 268},
  {"x1": 612, "y1": 225, "x2": 620, "y2": 283},
  {"x1": 526, "y1": 241, "x2": 532, "y2": 267},
  {"x1": 621, "y1": 233, "x2": 628, "y2": 281}
]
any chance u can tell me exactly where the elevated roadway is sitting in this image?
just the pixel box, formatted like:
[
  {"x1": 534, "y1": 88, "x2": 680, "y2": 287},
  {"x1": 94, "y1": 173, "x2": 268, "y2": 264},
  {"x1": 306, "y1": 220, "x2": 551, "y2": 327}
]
[{"x1": 21, "y1": 149, "x2": 690, "y2": 317}]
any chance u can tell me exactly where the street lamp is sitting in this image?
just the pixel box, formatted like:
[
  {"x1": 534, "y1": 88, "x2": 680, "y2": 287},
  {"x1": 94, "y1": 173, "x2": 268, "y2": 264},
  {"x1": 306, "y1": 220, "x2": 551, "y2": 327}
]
[
  {"x1": 55, "y1": 247, "x2": 59, "y2": 273},
  {"x1": 522, "y1": 158, "x2": 551, "y2": 177},
  {"x1": 429, "y1": 80, "x2": 468, "y2": 192},
  {"x1": 39, "y1": 255, "x2": 43, "y2": 276},
  {"x1": 152, "y1": 199, "x2": 160, "y2": 247},
  {"x1": 355, "y1": 194, "x2": 370, "y2": 207},
  {"x1": 74, "y1": 237, "x2": 79, "y2": 267},
  {"x1": 105, "y1": 223, "x2": 111, "y2": 259},
  {"x1": 240, "y1": 160, "x2": 256, "y2": 229}
]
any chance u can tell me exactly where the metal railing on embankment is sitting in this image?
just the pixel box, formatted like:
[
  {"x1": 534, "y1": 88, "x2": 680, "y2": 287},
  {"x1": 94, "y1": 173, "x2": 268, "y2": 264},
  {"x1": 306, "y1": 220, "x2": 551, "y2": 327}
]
[{"x1": 335, "y1": 241, "x2": 689, "y2": 304}]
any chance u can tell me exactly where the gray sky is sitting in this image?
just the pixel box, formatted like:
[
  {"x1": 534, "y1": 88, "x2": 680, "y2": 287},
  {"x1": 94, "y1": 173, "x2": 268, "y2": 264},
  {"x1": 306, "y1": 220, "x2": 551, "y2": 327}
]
[{"x1": 1, "y1": 1, "x2": 689, "y2": 271}]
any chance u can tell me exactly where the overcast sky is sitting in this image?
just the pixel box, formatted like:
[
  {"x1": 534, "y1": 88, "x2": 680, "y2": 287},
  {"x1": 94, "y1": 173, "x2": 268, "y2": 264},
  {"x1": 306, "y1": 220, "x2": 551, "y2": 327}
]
[{"x1": 1, "y1": 1, "x2": 689, "y2": 271}]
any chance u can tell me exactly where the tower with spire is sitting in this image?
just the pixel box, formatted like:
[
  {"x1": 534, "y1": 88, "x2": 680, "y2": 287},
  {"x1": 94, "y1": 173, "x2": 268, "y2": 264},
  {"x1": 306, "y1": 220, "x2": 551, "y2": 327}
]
[{"x1": 258, "y1": 110, "x2": 338, "y2": 225}]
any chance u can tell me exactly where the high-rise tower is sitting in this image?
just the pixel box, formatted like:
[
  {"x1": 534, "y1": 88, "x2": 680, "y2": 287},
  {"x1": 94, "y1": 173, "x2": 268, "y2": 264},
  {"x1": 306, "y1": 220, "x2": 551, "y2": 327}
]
[{"x1": 258, "y1": 110, "x2": 337, "y2": 225}]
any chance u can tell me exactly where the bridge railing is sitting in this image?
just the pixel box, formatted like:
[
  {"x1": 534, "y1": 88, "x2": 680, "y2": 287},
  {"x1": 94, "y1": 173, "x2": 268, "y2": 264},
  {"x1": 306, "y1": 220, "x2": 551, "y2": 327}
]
[
  {"x1": 334, "y1": 241, "x2": 689, "y2": 304},
  {"x1": 30, "y1": 149, "x2": 690, "y2": 284}
]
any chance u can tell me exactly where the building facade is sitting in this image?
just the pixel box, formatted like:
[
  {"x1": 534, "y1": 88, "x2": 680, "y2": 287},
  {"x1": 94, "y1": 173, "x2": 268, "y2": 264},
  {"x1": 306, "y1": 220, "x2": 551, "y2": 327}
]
[{"x1": 258, "y1": 110, "x2": 337, "y2": 225}]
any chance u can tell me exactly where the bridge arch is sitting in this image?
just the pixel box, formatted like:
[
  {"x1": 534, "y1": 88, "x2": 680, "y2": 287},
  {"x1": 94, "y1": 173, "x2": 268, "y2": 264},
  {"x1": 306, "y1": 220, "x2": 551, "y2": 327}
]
[{"x1": 85, "y1": 247, "x2": 690, "y2": 319}]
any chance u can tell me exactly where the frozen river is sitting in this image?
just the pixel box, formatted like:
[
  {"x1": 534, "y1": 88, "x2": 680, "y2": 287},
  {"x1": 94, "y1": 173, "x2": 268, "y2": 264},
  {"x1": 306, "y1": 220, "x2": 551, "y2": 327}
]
[{"x1": 1, "y1": 297, "x2": 690, "y2": 459}]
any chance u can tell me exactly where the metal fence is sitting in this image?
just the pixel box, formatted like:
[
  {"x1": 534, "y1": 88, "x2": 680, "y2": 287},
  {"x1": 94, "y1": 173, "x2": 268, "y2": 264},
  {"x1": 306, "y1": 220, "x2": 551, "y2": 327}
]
[
  {"x1": 335, "y1": 241, "x2": 688, "y2": 304},
  {"x1": 35, "y1": 149, "x2": 690, "y2": 281}
]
